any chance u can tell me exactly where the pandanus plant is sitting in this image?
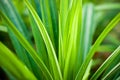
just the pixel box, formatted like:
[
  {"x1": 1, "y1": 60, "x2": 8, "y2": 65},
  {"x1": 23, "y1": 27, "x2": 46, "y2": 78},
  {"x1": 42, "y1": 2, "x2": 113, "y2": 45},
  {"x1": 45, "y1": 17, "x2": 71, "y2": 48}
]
[{"x1": 0, "y1": 0, "x2": 120, "y2": 80}]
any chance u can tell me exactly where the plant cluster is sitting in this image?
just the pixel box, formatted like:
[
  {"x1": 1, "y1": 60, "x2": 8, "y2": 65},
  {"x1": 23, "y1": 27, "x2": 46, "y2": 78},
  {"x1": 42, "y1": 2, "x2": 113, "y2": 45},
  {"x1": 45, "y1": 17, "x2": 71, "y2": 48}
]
[{"x1": 0, "y1": 0, "x2": 120, "y2": 80}]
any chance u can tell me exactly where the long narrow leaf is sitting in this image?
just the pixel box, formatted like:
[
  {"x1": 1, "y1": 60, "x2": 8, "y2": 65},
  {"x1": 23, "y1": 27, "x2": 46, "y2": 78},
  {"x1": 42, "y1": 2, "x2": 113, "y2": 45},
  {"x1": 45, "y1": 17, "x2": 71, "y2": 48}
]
[
  {"x1": 29, "y1": 11, "x2": 49, "y2": 80},
  {"x1": 63, "y1": 0, "x2": 82, "y2": 80},
  {"x1": 102, "y1": 62, "x2": 120, "y2": 80},
  {"x1": 76, "y1": 3, "x2": 95, "y2": 73},
  {"x1": 95, "y1": 3, "x2": 120, "y2": 11},
  {"x1": 48, "y1": 0, "x2": 59, "y2": 53},
  {"x1": 0, "y1": 26, "x2": 7, "y2": 32},
  {"x1": 0, "y1": 0, "x2": 32, "y2": 70},
  {"x1": 116, "y1": 76, "x2": 120, "y2": 80},
  {"x1": 0, "y1": 42, "x2": 37, "y2": 80},
  {"x1": 90, "y1": 46, "x2": 120, "y2": 80},
  {"x1": 3, "y1": 68, "x2": 16, "y2": 80},
  {"x1": 28, "y1": 0, "x2": 49, "y2": 79},
  {"x1": 0, "y1": 11, "x2": 53, "y2": 80},
  {"x1": 39, "y1": 0, "x2": 56, "y2": 50},
  {"x1": 0, "y1": 0, "x2": 46, "y2": 78},
  {"x1": 75, "y1": 13, "x2": 120, "y2": 80},
  {"x1": 101, "y1": 49, "x2": 120, "y2": 78},
  {"x1": 59, "y1": 0, "x2": 69, "y2": 71},
  {"x1": 24, "y1": 0, "x2": 62, "y2": 80},
  {"x1": 80, "y1": 3, "x2": 95, "y2": 60}
]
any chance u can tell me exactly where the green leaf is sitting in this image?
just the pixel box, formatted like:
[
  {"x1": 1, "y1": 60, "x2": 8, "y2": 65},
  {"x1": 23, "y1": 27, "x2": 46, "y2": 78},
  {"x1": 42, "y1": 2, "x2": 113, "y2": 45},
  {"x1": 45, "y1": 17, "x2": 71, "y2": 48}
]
[
  {"x1": 39, "y1": 0, "x2": 56, "y2": 51},
  {"x1": 0, "y1": 0, "x2": 51, "y2": 79},
  {"x1": 0, "y1": 11, "x2": 53, "y2": 80},
  {"x1": 116, "y1": 76, "x2": 120, "y2": 80},
  {"x1": 29, "y1": 0, "x2": 42, "y2": 18},
  {"x1": 97, "y1": 44, "x2": 117, "y2": 52},
  {"x1": 81, "y1": 3, "x2": 95, "y2": 59},
  {"x1": 24, "y1": 0, "x2": 62, "y2": 80},
  {"x1": 0, "y1": 26, "x2": 7, "y2": 32},
  {"x1": 90, "y1": 46, "x2": 120, "y2": 80},
  {"x1": 29, "y1": 9, "x2": 49, "y2": 80},
  {"x1": 60, "y1": 0, "x2": 69, "y2": 34},
  {"x1": 75, "y1": 13, "x2": 120, "y2": 80},
  {"x1": 59, "y1": 0, "x2": 70, "y2": 74},
  {"x1": 95, "y1": 3, "x2": 120, "y2": 11},
  {"x1": 106, "y1": 35, "x2": 120, "y2": 46},
  {"x1": 83, "y1": 60, "x2": 93, "y2": 80},
  {"x1": 102, "y1": 62, "x2": 120, "y2": 80},
  {"x1": 101, "y1": 48, "x2": 120, "y2": 79},
  {"x1": 48, "y1": 0, "x2": 59, "y2": 53},
  {"x1": 76, "y1": 3, "x2": 95, "y2": 72},
  {"x1": 3, "y1": 68, "x2": 16, "y2": 80},
  {"x1": 0, "y1": 0, "x2": 32, "y2": 70},
  {"x1": 28, "y1": 0, "x2": 50, "y2": 79},
  {"x1": 30, "y1": 0, "x2": 48, "y2": 70},
  {"x1": 0, "y1": 42, "x2": 37, "y2": 80},
  {"x1": 62, "y1": 0, "x2": 82, "y2": 80}
]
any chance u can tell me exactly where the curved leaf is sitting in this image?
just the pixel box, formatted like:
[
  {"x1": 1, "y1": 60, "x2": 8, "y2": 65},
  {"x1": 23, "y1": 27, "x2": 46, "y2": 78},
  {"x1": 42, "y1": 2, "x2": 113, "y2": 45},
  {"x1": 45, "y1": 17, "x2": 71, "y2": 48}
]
[
  {"x1": 0, "y1": 42, "x2": 37, "y2": 80},
  {"x1": 90, "y1": 46, "x2": 120, "y2": 80},
  {"x1": 24, "y1": 0, "x2": 62, "y2": 80},
  {"x1": 75, "y1": 13, "x2": 120, "y2": 80},
  {"x1": 0, "y1": 11, "x2": 53, "y2": 80},
  {"x1": 102, "y1": 62, "x2": 120, "y2": 80}
]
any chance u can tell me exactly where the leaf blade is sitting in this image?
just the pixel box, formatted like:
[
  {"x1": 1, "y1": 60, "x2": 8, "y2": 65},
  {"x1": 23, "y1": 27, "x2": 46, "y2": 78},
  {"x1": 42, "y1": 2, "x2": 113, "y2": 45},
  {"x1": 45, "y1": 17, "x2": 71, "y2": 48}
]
[
  {"x1": 0, "y1": 42, "x2": 37, "y2": 80},
  {"x1": 90, "y1": 46, "x2": 120, "y2": 80},
  {"x1": 75, "y1": 13, "x2": 120, "y2": 80},
  {"x1": 0, "y1": 11, "x2": 53, "y2": 80},
  {"x1": 24, "y1": 0, "x2": 62, "y2": 80},
  {"x1": 102, "y1": 62, "x2": 120, "y2": 80}
]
